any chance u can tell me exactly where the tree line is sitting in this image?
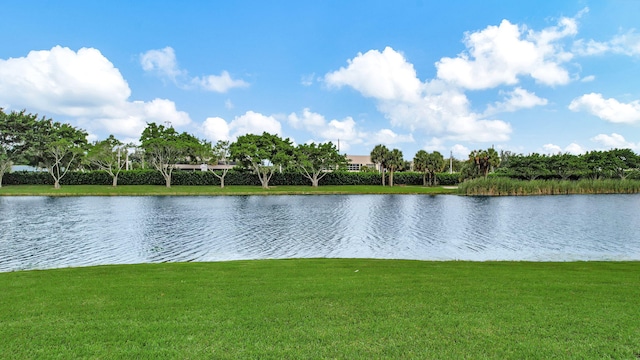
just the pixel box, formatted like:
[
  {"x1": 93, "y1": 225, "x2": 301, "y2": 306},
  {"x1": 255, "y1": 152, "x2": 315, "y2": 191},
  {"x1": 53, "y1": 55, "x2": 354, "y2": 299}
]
[
  {"x1": 0, "y1": 109, "x2": 350, "y2": 189},
  {"x1": 3, "y1": 109, "x2": 638, "y2": 189}
]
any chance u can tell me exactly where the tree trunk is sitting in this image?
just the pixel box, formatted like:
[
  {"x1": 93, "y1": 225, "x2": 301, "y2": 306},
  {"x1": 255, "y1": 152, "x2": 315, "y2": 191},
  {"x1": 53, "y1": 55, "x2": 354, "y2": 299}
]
[
  {"x1": 381, "y1": 166, "x2": 386, "y2": 186},
  {"x1": 220, "y1": 177, "x2": 225, "y2": 188},
  {"x1": 112, "y1": 175, "x2": 118, "y2": 187},
  {"x1": 312, "y1": 177, "x2": 319, "y2": 187},
  {"x1": 54, "y1": 180, "x2": 61, "y2": 189},
  {"x1": 164, "y1": 175, "x2": 171, "y2": 188},
  {"x1": 389, "y1": 169, "x2": 394, "y2": 187},
  {"x1": 422, "y1": 173, "x2": 427, "y2": 186}
]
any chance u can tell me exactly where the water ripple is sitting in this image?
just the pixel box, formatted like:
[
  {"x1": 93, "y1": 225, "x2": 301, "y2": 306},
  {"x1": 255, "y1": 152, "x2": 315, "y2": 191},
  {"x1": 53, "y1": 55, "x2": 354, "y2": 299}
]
[{"x1": 1, "y1": 194, "x2": 640, "y2": 271}]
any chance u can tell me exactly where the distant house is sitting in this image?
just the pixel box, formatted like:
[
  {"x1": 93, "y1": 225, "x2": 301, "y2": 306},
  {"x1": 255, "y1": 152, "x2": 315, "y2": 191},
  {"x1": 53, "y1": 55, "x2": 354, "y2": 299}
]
[{"x1": 345, "y1": 155, "x2": 376, "y2": 172}]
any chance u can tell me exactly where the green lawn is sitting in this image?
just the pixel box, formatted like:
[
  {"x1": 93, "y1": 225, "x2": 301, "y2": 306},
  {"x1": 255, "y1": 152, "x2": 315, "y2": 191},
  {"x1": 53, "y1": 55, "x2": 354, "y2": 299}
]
[
  {"x1": 1, "y1": 259, "x2": 639, "y2": 359},
  {"x1": 0, "y1": 184, "x2": 457, "y2": 196}
]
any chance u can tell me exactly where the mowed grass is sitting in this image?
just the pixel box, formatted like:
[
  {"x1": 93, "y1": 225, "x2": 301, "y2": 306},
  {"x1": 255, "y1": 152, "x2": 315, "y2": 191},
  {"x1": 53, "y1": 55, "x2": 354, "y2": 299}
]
[
  {"x1": 0, "y1": 184, "x2": 456, "y2": 196},
  {"x1": 1, "y1": 259, "x2": 640, "y2": 359}
]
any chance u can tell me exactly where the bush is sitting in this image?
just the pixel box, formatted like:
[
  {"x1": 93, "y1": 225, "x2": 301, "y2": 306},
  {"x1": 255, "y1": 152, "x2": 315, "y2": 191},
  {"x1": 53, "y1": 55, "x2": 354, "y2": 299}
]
[{"x1": 4, "y1": 169, "x2": 462, "y2": 186}]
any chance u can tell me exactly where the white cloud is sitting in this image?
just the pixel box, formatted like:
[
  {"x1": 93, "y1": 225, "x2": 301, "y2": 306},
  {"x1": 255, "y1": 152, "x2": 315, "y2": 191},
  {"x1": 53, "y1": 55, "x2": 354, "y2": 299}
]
[
  {"x1": 435, "y1": 13, "x2": 579, "y2": 89},
  {"x1": 369, "y1": 129, "x2": 415, "y2": 145},
  {"x1": 325, "y1": 47, "x2": 422, "y2": 103},
  {"x1": 301, "y1": 73, "x2": 315, "y2": 86},
  {"x1": 573, "y1": 30, "x2": 640, "y2": 57},
  {"x1": 140, "y1": 47, "x2": 248, "y2": 93},
  {"x1": 569, "y1": 93, "x2": 640, "y2": 124},
  {"x1": 287, "y1": 108, "x2": 414, "y2": 152},
  {"x1": 139, "y1": 46, "x2": 184, "y2": 80},
  {"x1": 451, "y1": 144, "x2": 470, "y2": 159},
  {"x1": 0, "y1": 46, "x2": 191, "y2": 139},
  {"x1": 581, "y1": 75, "x2": 595, "y2": 82},
  {"x1": 325, "y1": 47, "x2": 512, "y2": 143},
  {"x1": 192, "y1": 71, "x2": 249, "y2": 93},
  {"x1": 484, "y1": 87, "x2": 548, "y2": 115},
  {"x1": 202, "y1": 117, "x2": 231, "y2": 142},
  {"x1": 591, "y1": 133, "x2": 639, "y2": 150},
  {"x1": 542, "y1": 143, "x2": 585, "y2": 155},
  {"x1": 202, "y1": 111, "x2": 282, "y2": 142}
]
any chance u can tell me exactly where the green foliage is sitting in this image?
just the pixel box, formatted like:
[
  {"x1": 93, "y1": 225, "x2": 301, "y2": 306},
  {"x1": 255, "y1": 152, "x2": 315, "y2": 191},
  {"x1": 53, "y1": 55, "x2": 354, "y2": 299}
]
[
  {"x1": 229, "y1": 132, "x2": 294, "y2": 189},
  {"x1": 370, "y1": 144, "x2": 389, "y2": 186},
  {"x1": 414, "y1": 150, "x2": 445, "y2": 186},
  {"x1": 139, "y1": 122, "x2": 204, "y2": 187},
  {"x1": 458, "y1": 177, "x2": 640, "y2": 195},
  {"x1": 293, "y1": 142, "x2": 348, "y2": 187},
  {"x1": 3, "y1": 169, "x2": 461, "y2": 187}
]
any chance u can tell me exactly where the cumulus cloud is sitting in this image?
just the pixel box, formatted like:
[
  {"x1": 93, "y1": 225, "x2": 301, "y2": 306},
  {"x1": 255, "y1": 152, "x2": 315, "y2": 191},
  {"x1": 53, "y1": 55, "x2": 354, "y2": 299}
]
[
  {"x1": 484, "y1": 87, "x2": 548, "y2": 116},
  {"x1": 0, "y1": 46, "x2": 190, "y2": 139},
  {"x1": 202, "y1": 111, "x2": 281, "y2": 142},
  {"x1": 325, "y1": 47, "x2": 512, "y2": 143},
  {"x1": 287, "y1": 108, "x2": 414, "y2": 152},
  {"x1": 569, "y1": 93, "x2": 640, "y2": 124},
  {"x1": 591, "y1": 133, "x2": 639, "y2": 150},
  {"x1": 325, "y1": 47, "x2": 422, "y2": 102},
  {"x1": 542, "y1": 143, "x2": 585, "y2": 155},
  {"x1": 140, "y1": 46, "x2": 248, "y2": 93},
  {"x1": 435, "y1": 13, "x2": 580, "y2": 89}
]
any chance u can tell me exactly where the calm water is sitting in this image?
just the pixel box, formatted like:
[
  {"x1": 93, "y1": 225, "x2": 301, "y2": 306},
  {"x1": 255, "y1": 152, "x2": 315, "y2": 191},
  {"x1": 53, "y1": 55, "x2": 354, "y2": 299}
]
[{"x1": 1, "y1": 194, "x2": 639, "y2": 272}]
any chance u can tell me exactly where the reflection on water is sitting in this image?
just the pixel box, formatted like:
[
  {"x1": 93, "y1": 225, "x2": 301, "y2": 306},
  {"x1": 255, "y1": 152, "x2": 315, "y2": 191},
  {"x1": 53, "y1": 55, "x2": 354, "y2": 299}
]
[{"x1": 1, "y1": 194, "x2": 640, "y2": 272}]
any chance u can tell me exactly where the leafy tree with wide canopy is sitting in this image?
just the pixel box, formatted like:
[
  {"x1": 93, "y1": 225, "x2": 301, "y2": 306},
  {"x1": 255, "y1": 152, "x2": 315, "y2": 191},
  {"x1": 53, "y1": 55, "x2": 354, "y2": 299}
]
[
  {"x1": 293, "y1": 142, "x2": 348, "y2": 187},
  {"x1": 87, "y1": 135, "x2": 131, "y2": 187},
  {"x1": 139, "y1": 122, "x2": 203, "y2": 188},
  {"x1": 229, "y1": 132, "x2": 294, "y2": 189},
  {"x1": 370, "y1": 144, "x2": 389, "y2": 186},
  {"x1": 206, "y1": 140, "x2": 232, "y2": 188},
  {"x1": 0, "y1": 109, "x2": 39, "y2": 187},
  {"x1": 27, "y1": 118, "x2": 88, "y2": 189}
]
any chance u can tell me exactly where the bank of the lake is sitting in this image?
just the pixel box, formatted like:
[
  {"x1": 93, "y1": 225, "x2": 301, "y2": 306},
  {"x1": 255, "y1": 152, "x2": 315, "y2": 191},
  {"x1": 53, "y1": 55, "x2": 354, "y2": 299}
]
[
  {"x1": 1, "y1": 259, "x2": 639, "y2": 359},
  {"x1": 459, "y1": 177, "x2": 640, "y2": 196},
  {"x1": 0, "y1": 184, "x2": 457, "y2": 196}
]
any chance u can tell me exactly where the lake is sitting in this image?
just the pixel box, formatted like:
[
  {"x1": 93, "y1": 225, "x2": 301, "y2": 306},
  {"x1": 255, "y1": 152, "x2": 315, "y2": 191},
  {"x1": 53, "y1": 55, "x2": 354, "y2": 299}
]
[{"x1": 1, "y1": 194, "x2": 639, "y2": 272}]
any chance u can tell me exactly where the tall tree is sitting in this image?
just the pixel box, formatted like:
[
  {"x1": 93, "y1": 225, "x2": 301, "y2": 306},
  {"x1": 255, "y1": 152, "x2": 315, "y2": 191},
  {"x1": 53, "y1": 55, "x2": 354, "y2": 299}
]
[
  {"x1": 469, "y1": 148, "x2": 500, "y2": 178},
  {"x1": 386, "y1": 148, "x2": 404, "y2": 187},
  {"x1": 294, "y1": 142, "x2": 348, "y2": 187},
  {"x1": 27, "y1": 118, "x2": 88, "y2": 189},
  {"x1": 87, "y1": 135, "x2": 131, "y2": 187},
  {"x1": 414, "y1": 150, "x2": 445, "y2": 186},
  {"x1": 0, "y1": 109, "x2": 39, "y2": 187},
  {"x1": 139, "y1": 122, "x2": 202, "y2": 188},
  {"x1": 229, "y1": 132, "x2": 294, "y2": 189},
  {"x1": 370, "y1": 144, "x2": 389, "y2": 186},
  {"x1": 207, "y1": 140, "x2": 232, "y2": 188}
]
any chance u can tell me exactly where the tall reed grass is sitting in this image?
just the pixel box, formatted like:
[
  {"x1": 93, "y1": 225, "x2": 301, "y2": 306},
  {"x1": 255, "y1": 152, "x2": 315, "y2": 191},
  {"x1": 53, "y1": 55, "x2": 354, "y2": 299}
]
[{"x1": 458, "y1": 178, "x2": 640, "y2": 196}]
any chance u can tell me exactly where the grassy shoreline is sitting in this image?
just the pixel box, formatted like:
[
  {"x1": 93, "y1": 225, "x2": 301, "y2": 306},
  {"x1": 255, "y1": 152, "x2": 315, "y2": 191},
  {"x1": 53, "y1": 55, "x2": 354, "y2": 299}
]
[
  {"x1": 1, "y1": 259, "x2": 639, "y2": 358},
  {"x1": 459, "y1": 177, "x2": 640, "y2": 196},
  {"x1": 0, "y1": 184, "x2": 457, "y2": 196}
]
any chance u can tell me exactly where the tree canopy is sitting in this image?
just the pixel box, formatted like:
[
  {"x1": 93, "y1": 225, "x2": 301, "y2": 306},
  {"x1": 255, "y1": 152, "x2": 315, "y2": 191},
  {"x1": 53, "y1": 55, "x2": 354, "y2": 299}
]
[
  {"x1": 293, "y1": 142, "x2": 347, "y2": 187},
  {"x1": 229, "y1": 132, "x2": 294, "y2": 189}
]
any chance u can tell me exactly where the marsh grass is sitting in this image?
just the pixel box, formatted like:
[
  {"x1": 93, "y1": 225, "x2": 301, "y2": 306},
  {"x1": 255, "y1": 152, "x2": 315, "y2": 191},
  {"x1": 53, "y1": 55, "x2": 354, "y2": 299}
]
[
  {"x1": 459, "y1": 177, "x2": 640, "y2": 196},
  {"x1": 1, "y1": 259, "x2": 640, "y2": 359},
  {"x1": 0, "y1": 184, "x2": 456, "y2": 196}
]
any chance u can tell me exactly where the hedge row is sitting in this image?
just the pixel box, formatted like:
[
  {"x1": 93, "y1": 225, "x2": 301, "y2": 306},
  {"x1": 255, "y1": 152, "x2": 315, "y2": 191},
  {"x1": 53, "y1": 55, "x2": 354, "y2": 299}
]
[{"x1": 4, "y1": 170, "x2": 460, "y2": 186}]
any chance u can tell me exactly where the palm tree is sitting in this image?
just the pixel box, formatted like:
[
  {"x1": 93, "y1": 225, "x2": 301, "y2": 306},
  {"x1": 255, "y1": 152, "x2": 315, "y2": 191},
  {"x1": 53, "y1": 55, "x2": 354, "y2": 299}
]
[
  {"x1": 370, "y1": 144, "x2": 389, "y2": 186},
  {"x1": 386, "y1": 148, "x2": 404, "y2": 187}
]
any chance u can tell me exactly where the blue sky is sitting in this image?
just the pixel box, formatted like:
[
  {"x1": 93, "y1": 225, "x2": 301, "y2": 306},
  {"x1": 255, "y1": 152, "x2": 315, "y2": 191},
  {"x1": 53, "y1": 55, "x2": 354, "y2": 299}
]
[{"x1": 1, "y1": 1, "x2": 640, "y2": 159}]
